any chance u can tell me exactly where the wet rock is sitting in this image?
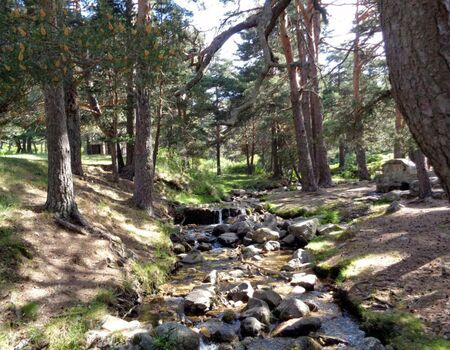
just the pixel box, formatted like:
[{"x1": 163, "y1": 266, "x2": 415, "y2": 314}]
[
  {"x1": 274, "y1": 297, "x2": 310, "y2": 321},
  {"x1": 288, "y1": 218, "x2": 319, "y2": 244},
  {"x1": 227, "y1": 281, "x2": 254, "y2": 302},
  {"x1": 281, "y1": 233, "x2": 296, "y2": 245},
  {"x1": 272, "y1": 317, "x2": 322, "y2": 337},
  {"x1": 218, "y1": 232, "x2": 240, "y2": 247},
  {"x1": 240, "y1": 305, "x2": 271, "y2": 325},
  {"x1": 252, "y1": 227, "x2": 280, "y2": 243},
  {"x1": 243, "y1": 337, "x2": 321, "y2": 350},
  {"x1": 290, "y1": 273, "x2": 318, "y2": 291},
  {"x1": 184, "y1": 285, "x2": 215, "y2": 315},
  {"x1": 240, "y1": 317, "x2": 265, "y2": 337},
  {"x1": 181, "y1": 250, "x2": 204, "y2": 264},
  {"x1": 243, "y1": 245, "x2": 262, "y2": 258},
  {"x1": 198, "y1": 242, "x2": 213, "y2": 251},
  {"x1": 253, "y1": 287, "x2": 282, "y2": 309},
  {"x1": 263, "y1": 240, "x2": 281, "y2": 252},
  {"x1": 199, "y1": 319, "x2": 238, "y2": 343},
  {"x1": 354, "y1": 337, "x2": 386, "y2": 350},
  {"x1": 222, "y1": 309, "x2": 237, "y2": 323},
  {"x1": 385, "y1": 201, "x2": 404, "y2": 214},
  {"x1": 213, "y1": 224, "x2": 231, "y2": 236},
  {"x1": 292, "y1": 248, "x2": 312, "y2": 263},
  {"x1": 245, "y1": 297, "x2": 270, "y2": 310},
  {"x1": 289, "y1": 285, "x2": 306, "y2": 297},
  {"x1": 154, "y1": 322, "x2": 199, "y2": 350},
  {"x1": 203, "y1": 270, "x2": 218, "y2": 285},
  {"x1": 173, "y1": 243, "x2": 186, "y2": 254},
  {"x1": 102, "y1": 315, "x2": 141, "y2": 332},
  {"x1": 230, "y1": 221, "x2": 252, "y2": 237},
  {"x1": 282, "y1": 258, "x2": 307, "y2": 271}
]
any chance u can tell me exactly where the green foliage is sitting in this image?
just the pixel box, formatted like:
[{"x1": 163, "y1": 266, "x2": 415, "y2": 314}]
[
  {"x1": 361, "y1": 310, "x2": 450, "y2": 350},
  {"x1": 152, "y1": 335, "x2": 175, "y2": 350},
  {"x1": 331, "y1": 153, "x2": 391, "y2": 180},
  {"x1": 306, "y1": 206, "x2": 341, "y2": 224}
]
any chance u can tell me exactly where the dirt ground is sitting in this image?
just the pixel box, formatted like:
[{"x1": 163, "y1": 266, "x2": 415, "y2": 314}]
[
  {"x1": 266, "y1": 182, "x2": 450, "y2": 338},
  {"x1": 0, "y1": 165, "x2": 165, "y2": 327}
]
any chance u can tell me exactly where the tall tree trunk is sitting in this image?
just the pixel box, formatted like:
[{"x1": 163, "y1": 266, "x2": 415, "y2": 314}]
[
  {"x1": 271, "y1": 121, "x2": 282, "y2": 179},
  {"x1": 125, "y1": 70, "x2": 135, "y2": 167},
  {"x1": 215, "y1": 124, "x2": 221, "y2": 176},
  {"x1": 339, "y1": 139, "x2": 346, "y2": 170},
  {"x1": 26, "y1": 136, "x2": 32, "y2": 153},
  {"x1": 134, "y1": 0, "x2": 154, "y2": 214},
  {"x1": 279, "y1": 11, "x2": 318, "y2": 192},
  {"x1": 393, "y1": 108, "x2": 404, "y2": 158},
  {"x1": 380, "y1": 1, "x2": 450, "y2": 198},
  {"x1": 43, "y1": 81, "x2": 78, "y2": 218},
  {"x1": 353, "y1": 0, "x2": 370, "y2": 181},
  {"x1": 117, "y1": 143, "x2": 125, "y2": 170},
  {"x1": 410, "y1": 149, "x2": 432, "y2": 199},
  {"x1": 64, "y1": 72, "x2": 84, "y2": 176},
  {"x1": 110, "y1": 142, "x2": 119, "y2": 182},
  {"x1": 152, "y1": 80, "x2": 164, "y2": 176}
]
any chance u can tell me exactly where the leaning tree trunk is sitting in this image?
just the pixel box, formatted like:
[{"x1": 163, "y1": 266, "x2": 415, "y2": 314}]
[
  {"x1": 393, "y1": 108, "x2": 404, "y2": 159},
  {"x1": 64, "y1": 72, "x2": 84, "y2": 176},
  {"x1": 43, "y1": 82, "x2": 78, "y2": 218},
  {"x1": 279, "y1": 11, "x2": 318, "y2": 192},
  {"x1": 379, "y1": 1, "x2": 450, "y2": 199},
  {"x1": 133, "y1": 0, "x2": 154, "y2": 214}
]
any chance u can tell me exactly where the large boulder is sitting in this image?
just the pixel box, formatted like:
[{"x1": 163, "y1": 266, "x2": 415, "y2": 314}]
[
  {"x1": 184, "y1": 285, "x2": 215, "y2": 316},
  {"x1": 271, "y1": 317, "x2": 322, "y2": 337},
  {"x1": 376, "y1": 158, "x2": 418, "y2": 193},
  {"x1": 288, "y1": 218, "x2": 319, "y2": 244},
  {"x1": 154, "y1": 322, "x2": 200, "y2": 350},
  {"x1": 230, "y1": 221, "x2": 252, "y2": 237},
  {"x1": 240, "y1": 317, "x2": 265, "y2": 337},
  {"x1": 240, "y1": 305, "x2": 271, "y2": 325},
  {"x1": 290, "y1": 273, "x2": 318, "y2": 291},
  {"x1": 218, "y1": 232, "x2": 240, "y2": 247},
  {"x1": 292, "y1": 248, "x2": 312, "y2": 263},
  {"x1": 212, "y1": 224, "x2": 231, "y2": 236},
  {"x1": 253, "y1": 287, "x2": 282, "y2": 309},
  {"x1": 274, "y1": 297, "x2": 310, "y2": 321},
  {"x1": 198, "y1": 319, "x2": 238, "y2": 344},
  {"x1": 252, "y1": 227, "x2": 280, "y2": 243}
]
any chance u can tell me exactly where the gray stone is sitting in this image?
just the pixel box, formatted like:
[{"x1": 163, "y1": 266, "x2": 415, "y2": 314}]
[
  {"x1": 385, "y1": 201, "x2": 404, "y2": 214},
  {"x1": 271, "y1": 317, "x2": 322, "y2": 337},
  {"x1": 263, "y1": 240, "x2": 281, "y2": 252},
  {"x1": 354, "y1": 337, "x2": 386, "y2": 350},
  {"x1": 281, "y1": 233, "x2": 296, "y2": 245},
  {"x1": 230, "y1": 221, "x2": 252, "y2": 237},
  {"x1": 381, "y1": 190, "x2": 402, "y2": 202},
  {"x1": 198, "y1": 242, "x2": 213, "y2": 251},
  {"x1": 218, "y1": 232, "x2": 240, "y2": 247},
  {"x1": 376, "y1": 158, "x2": 417, "y2": 193},
  {"x1": 181, "y1": 250, "x2": 204, "y2": 264},
  {"x1": 292, "y1": 248, "x2": 312, "y2": 263},
  {"x1": 243, "y1": 245, "x2": 262, "y2": 258},
  {"x1": 102, "y1": 315, "x2": 141, "y2": 332},
  {"x1": 253, "y1": 227, "x2": 280, "y2": 243},
  {"x1": 318, "y1": 224, "x2": 342, "y2": 236},
  {"x1": 172, "y1": 243, "x2": 186, "y2": 254},
  {"x1": 240, "y1": 305, "x2": 271, "y2": 325},
  {"x1": 85, "y1": 329, "x2": 111, "y2": 349},
  {"x1": 203, "y1": 270, "x2": 218, "y2": 285},
  {"x1": 282, "y1": 258, "x2": 307, "y2": 271},
  {"x1": 227, "y1": 281, "x2": 254, "y2": 302},
  {"x1": 154, "y1": 323, "x2": 199, "y2": 350},
  {"x1": 288, "y1": 218, "x2": 319, "y2": 243},
  {"x1": 184, "y1": 285, "x2": 215, "y2": 315},
  {"x1": 274, "y1": 297, "x2": 310, "y2": 321},
  {"x1": 213, "y1": 224, "x2": 231, "y2": 236},
  {"x1": 240, "y1": 317, "x2": 265, "y2": 337},
  {"x1": 199, "y1": 319, "x2": 238, "y2": 343},
  {"x1": 253, "y1": 287, "x2": 282, "y2": 309},
  {"x1": 290, "y1": 273, "x2": 318, "y2": 291}
]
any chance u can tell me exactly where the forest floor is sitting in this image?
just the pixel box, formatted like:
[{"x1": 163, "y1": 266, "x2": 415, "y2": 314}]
[
  {"x1": 0, "y1": 155, "x2": 175, "y2": 348},
  {"x1": 264, "y1": 184, "x2": 450, "y2": 344}
]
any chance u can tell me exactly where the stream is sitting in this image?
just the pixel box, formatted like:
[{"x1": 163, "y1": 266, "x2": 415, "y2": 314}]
[{"x1": 134, "y1": 191, "x2": 387, "y2": 350}]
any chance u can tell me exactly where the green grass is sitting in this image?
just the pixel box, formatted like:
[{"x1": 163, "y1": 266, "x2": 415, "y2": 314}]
[
  {"x1": 360, "y1": 310, "x2": 450, "y2": 350},
  {"x1": 305, "y1": 205, "x2": 341, "y2": 224}
]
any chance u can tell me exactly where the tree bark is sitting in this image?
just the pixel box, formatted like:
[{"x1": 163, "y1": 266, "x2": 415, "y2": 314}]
[
  {"x1": 279, "y1": 11, "x2": 318, "y2": 192},
  {"x1": 339, "y1": 139, "x2": 346, "y2": 170},
  {"x1": 393, "y1": 108, "x2": 404, "y2": 159},
  {"x1": 43, "y1": 81, "x2": 78, "y2": 218},
  {"x1": 353, "y1": 0, "x2": 370, "y2": 181},
  {"x1": 126, "y1": 70, "x2": 135, "y2": 167},
  {"x1": 133, "y1": 0, "x2": 154, "y2": 214},
  {"x1": 380, "y1": 1, "x2": 450, "y2": 198},
  {"x1": 410, "y1": 149, "x2": 432, "y2": 199},
  {"x1": 152, "y1": 80, "x2": 164, "y2": 176},
  {"x1": 64, "y1": 72, "x2": 84, "y2": 176}
]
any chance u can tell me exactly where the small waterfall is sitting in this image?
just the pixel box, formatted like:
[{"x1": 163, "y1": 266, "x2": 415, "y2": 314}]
[
  {"x1": 218, "y1": 208, "x2": 223, "y2": 224},
  {"x1": 199, "y1": 338, "x2": 219, "y2": 350},
  {"x1": 213, "y1": 208, "x2": 223, "y2": 225}
]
